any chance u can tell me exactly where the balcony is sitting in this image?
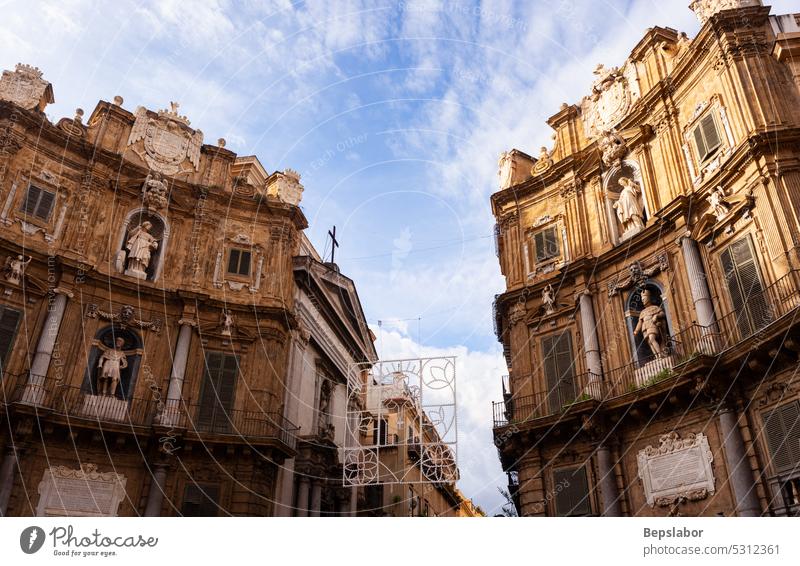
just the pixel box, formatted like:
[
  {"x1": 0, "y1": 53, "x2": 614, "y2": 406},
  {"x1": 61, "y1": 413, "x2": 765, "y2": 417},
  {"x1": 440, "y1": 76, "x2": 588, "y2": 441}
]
[
  {"x1": 492, "y1": 270, "x2": 800, "y2": 430},
  {"x1": 1, "y1": 374, "x2": 298, "y2": 451},
  {"x1": 177, "y1": 401, "x2": 298, "y2": 451}
]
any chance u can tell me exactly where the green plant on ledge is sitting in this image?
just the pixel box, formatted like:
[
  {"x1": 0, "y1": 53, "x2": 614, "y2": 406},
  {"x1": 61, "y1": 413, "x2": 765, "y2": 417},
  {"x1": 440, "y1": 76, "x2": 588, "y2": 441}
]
[{"x1": 627, "y1": 367, "x2": 675, "y2": 392}]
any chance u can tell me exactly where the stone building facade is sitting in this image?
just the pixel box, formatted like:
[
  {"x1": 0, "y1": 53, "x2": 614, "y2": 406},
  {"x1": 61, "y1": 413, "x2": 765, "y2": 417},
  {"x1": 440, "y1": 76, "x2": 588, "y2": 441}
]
[
  {"x1": 491, "y1": 1, "x2": 800, "y2": 517},
  {"x1": 275, "y1": 234, "x2": 378, "y2": 516},
  {"x1": 0, "y1": 63, "x2": 314, "y2": 516}
]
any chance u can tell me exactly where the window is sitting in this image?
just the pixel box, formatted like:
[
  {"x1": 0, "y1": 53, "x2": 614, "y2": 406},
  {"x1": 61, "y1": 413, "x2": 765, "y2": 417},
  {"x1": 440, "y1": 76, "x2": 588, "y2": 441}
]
[
  {"x1": 197, "y1": 352, "x2": 238, "y2": 433},
  {"x1": 20, "y1": 185, "x2": 56, "y2": 221},
  {"x1": 763, "y1": 401, "x2": 800, "y2": 475},
  {"x1": 373, "y1": 417, "x2": 388, "y2": 445},
  {"x1": 553, "y1": 466, "x2": 592, "y2": 516},
  {"x1": 226, "y1": 248, "x2": 251, "y2": 277},
  {"x1": 692, "y1": 113, "x2": 722, "y2": 163},
  {"x1": 0, "y1": 305, "x2": 22, "y2": 372},
  {"x1": 720, "y1": 236, "x2": 772, "y2": 339},
  {"x1": 181, "y1": 484, "x2": 220, "y2": 517},
  {"x1": 533, "y1": 227, "x2": 559, "y2": 263},
  {"x1": 541, "y1": 331, "x2": 576, "y2": 413}
]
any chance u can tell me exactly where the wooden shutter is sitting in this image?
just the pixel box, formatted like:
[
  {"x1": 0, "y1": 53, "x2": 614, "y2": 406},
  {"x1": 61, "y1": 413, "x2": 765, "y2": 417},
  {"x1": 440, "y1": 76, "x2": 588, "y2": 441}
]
[
  {"x1": 553, "y1": 466, "x2": 591, "y2": 516},
  {"x1": 693, "y1": 125, "x2": 708, "y2": 161},
  {"x1": 720, "y1": 236, "x2": 771, "y2": 338},
  {"x1": 197, "y1": 352, "x2": 238, "y2": 432},
  {"x1": 542, "y1": 332, "x2": 576, "y2": 413},
  {"x1": 0, "y1": 306, "x2": 22, "y2": 371},
  {"x1": 700, "y1": 114, "x2": 721, "y2": 154},
  {"x1": 763, "y1": 402, "x2": 800, "y2": 474},
  {"x1": 35, "y1": 189, "x2": 55, "y2": 220},
  {"x1": 21, "y1": 185, "x2": 41, "y2": 215},
  {"x1": 181, "y1": 484, "x2": 220, "y2": 516}
]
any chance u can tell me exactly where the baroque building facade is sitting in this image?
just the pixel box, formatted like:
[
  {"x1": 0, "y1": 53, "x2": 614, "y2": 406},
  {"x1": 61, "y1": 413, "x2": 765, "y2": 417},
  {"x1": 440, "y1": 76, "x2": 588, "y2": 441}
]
[
  {"x1": 0, "y1": 62, "x2": 378, "y2": 517},
  {"x1": 492, "y1": 1, "x2": 800, "y2": 517}
]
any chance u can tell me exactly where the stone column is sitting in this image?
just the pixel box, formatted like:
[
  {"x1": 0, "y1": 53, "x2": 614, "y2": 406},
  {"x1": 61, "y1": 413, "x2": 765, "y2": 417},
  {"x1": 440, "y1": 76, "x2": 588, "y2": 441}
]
[
  {"x1": 310, "y1": 481, "x2": 322, "y2": 517},
  {"x1": 595, "y1": 444, "x2": 621, "y2": 517},
  {"x1": 679, "y1": 235, "x2": 718, "y2": 333},
  {"x1": 0, "y1": 446, "x2": 17, "y2": 517},
  {"x1": 578, "y1": 290, "x2": 603, "y2": 397},
  {"x1": 295, "y1": 477, "x2": 310, "y2": 517},
  {"x1": 25, "y1": 288, "x2": 72, "y2": 404},
  {"x1": 161, "y1": 319, "x2": 195, "y2": 426},
  {"x1": 144, "y1": 464, "x2": 168, "y2": 517},
  {"x1": 718, "y1": 406, "x2": 761, "y2": 517},
  {"x1": 349, "y1": 486, "x2": 358, "y2": 517}
]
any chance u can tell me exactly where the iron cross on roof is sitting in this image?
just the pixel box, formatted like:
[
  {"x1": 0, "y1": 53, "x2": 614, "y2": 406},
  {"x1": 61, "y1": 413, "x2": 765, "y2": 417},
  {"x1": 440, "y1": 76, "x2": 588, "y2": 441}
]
[{"x1": 328, "y1": 226, "x2": 339, "y2": 264}]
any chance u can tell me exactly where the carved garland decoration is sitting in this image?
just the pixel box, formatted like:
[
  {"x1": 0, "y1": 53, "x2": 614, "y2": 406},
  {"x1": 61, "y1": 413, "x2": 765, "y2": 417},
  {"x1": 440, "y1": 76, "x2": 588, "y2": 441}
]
[
  {"x1": 86, "y1": 303, "x2": 163, "y2": 333},
  {"x1": 607, "y1": 253, "x2": 669, "y2": 297}
]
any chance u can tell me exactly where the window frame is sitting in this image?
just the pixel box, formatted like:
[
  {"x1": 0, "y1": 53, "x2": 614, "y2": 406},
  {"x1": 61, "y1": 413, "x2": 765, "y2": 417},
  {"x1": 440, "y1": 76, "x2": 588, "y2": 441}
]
[
  {"x1": 225, "y1": 247, "x2": 252, "y2": 278},
  {"x1": 541, "y1": 330, "x2": 577, "y2": 413},
  {"x1": 19, "y1": 183, "x2": 57, "y2": 222},
  {"x1": 552, "y1": 465, "x2": 592, "y2": 517},
  {"x1": 532, "y1": 225, "x2": 560, "y2": 265}
]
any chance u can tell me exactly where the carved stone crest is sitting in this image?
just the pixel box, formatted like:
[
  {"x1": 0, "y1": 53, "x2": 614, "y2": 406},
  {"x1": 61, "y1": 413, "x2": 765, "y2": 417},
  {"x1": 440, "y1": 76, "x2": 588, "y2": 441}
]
[
  {"x1": 127, "y1": 103, "x2": 203, "y2": 176},
  {"x1": 0, "y1": 64, "x2": 54, "y2": 111},
  {"x1": 598, "y1": 129, "x2": 628, "y2": 166},
  {"x1": 689, "y1": 0, "x2": 762, "y2": 24},
  {"x1": 582, "y1": 64, "x2": 639, "y2": 138},
  {"x1": 266, "y1": 168, "x2": 304, "y2": 205}
]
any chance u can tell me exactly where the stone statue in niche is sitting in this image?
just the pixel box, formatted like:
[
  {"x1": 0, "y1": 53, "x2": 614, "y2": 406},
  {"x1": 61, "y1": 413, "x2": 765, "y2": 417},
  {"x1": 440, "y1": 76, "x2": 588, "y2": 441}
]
[
  {"x1": 707, "y1": 186, "x2": 730, "y2": 222},
  {"x1": 221, "y1": 310, "x2": 234, "y2": 337},
  {"x1": 97, "y1": 337, "x2": 128, "y2": 396},
  {"x1": 498, "y1": 151, "x2": 513, "y2": 189},
  {"x1": 124, "y1": 221, "x2": 159, "y2": 279},
  {"x1": 542, "y1": 284, "x2": 556, "y2": 315},
  {"x1": 3, "y1": 254, "x2": 31, "y2": 285},
  {"x1": 613, "y1": 176, "x2": 645, "y2": 234},
  {"x1": 634, "y1": 289, "x2": 667, "y2": 358}
]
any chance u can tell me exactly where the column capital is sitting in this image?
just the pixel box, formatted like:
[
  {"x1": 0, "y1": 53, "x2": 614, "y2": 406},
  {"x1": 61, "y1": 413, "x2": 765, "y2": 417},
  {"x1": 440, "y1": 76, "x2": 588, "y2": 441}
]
[
  {"x1": 177, "y1": 318, "x2": 197, "y2": 327},
  {"x1": 52, "y1": 286, "x2": 74, "y2": 298},
  {"x1": 675, "y1": 230, "x2": 694, "y2": 247}
]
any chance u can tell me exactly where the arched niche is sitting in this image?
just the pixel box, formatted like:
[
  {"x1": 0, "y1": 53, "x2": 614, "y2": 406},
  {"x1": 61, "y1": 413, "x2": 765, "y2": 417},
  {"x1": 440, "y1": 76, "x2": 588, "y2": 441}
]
[
  {"x1": 603, "y1": 160, "x2": 649, "y2": 245},
  {"x1": 82, "y1": 325, "x2": 143, "y2": 400},
  {"x1": 624, "y1": 281, "x2": 673, "y2": 367},
  {"x1": 115, "y1": 208, "x2": 170, "y2": 282}
]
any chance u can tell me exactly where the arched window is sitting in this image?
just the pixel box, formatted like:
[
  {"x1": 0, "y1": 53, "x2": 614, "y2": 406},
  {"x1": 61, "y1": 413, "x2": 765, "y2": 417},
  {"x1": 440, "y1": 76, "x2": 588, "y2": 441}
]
[
  {"x1": 115, "y1": 209, "x2": 169, "y2": 282},
  {"x1": 625, "y1": 282, "x2": 672, "y2": 367},
  {"x1": 83, "y1": 326, "x2": 143, "y2": 400}
]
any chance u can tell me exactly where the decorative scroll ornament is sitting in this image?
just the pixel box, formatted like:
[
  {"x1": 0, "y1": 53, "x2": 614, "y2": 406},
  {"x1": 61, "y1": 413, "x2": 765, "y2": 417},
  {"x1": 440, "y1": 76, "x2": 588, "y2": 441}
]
[
  {"x1": 531, "y1": 146, "x2": 553, "y2": 176},
  {"x1": 86, "y1": 303, "x2": 162, "y2": 333},
  {"x1": 127, "y1": 102, "x2": 203, "y2": 176},
  {"x1": 607, "y1": 253, "x2": 669, "y2": 296},
  {"x1": 689, "y1": 0, "x2": 762, "y2": 24},
  {"x1": 0, "y1": 63, "x2": 54, "y2": 111}
]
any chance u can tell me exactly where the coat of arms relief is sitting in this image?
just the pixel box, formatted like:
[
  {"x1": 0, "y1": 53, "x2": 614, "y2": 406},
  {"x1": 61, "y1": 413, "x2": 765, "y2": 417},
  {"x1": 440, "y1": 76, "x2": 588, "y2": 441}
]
[
  {"x1": 126, "y1": 102, "x2": 203, "y2": 176},
  {"x1": 581, "y1": 63, "x2": 641, "y2": 139},
  {"x1": 0, "y1": 63, "x2": 54, "y2": 112}
]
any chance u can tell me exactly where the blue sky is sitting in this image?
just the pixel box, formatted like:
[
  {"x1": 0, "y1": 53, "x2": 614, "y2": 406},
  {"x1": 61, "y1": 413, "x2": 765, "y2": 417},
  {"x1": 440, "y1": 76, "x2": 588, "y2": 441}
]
[{"x1": 3, "y1": 0, "x2": 797, "y2": 514}]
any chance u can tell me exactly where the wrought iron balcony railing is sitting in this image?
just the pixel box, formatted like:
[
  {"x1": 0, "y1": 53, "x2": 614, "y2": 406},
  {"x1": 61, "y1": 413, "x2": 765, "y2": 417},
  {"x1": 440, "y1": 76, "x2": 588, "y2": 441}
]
[{"x1": 492, "y1": 270, "x2": 800, "y2": 429}]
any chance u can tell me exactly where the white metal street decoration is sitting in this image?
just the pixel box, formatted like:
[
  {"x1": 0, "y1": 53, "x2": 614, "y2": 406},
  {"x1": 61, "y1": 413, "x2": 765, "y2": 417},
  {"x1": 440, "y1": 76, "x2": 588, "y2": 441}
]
[{"x1": 344, "y1": 356, "x2": 458, "y2": 486}]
